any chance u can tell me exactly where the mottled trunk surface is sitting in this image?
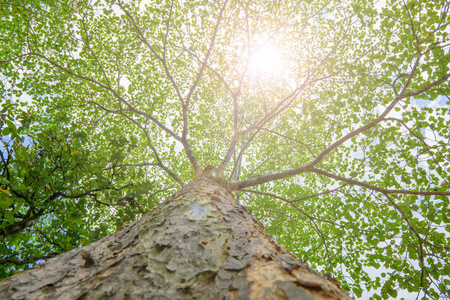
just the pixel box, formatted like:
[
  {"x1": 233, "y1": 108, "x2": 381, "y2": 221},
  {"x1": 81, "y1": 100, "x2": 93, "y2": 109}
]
[{"x1": 0, "y1": 171, "x2": 351, "y2": 299}]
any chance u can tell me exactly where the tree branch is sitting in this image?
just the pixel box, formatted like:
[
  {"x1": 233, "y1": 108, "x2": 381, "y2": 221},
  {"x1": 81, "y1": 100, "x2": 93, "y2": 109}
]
[
  {"x1": 104, "y1": 163, "x2": 159, "y2": 170},
  {"x1": 85, "y1": 101, "x2": 185, "y2": 186},
  {"x1": 312, "y1": 168, "x2": 450, "y2": 196},
  {"x1": 28, "y1": 52, "x2": 181, "y2": 141},
  {"x1": 241, "y1": 184, "x2": 347, "y2": 204},
  {"x1": 184, "y1": 0, "x2": 229, "y2": 175},
  {"x1": 0, "y1": 252, "x2": 58, "y2": 266},
  {"x1": 116, "y1": 0, "x2": 185, "y2": 106},
  {"x1": 231, "y1": 69, "x2": 450, "y2": 189}
]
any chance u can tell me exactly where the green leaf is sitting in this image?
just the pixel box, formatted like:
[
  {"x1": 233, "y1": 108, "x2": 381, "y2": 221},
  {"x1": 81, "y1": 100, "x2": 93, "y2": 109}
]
[
  {"x1": 0, "y1": 178, "x2": 10, "y2": 185},
  {"x1": 4, "y1": 211, "x2": 15, "y2": 224},
  {"x1": 0, "y1": 196, "x2": 13, "y2": 208}
]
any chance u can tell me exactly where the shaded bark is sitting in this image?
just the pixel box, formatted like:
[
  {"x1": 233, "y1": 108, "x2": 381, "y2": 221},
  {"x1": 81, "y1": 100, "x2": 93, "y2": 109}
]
[{"x1": 0, "y1": 168, "x2": 351, "y2": 299}]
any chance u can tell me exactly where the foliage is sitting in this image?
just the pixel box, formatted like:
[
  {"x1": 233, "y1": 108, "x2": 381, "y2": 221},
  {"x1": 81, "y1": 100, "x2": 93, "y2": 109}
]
[
  {"x1": 0, "y1": 101, "x2": 164, "y2": 277},
  {"x1": 1, "y1": 0, "x2": 450, "y2": 298}
]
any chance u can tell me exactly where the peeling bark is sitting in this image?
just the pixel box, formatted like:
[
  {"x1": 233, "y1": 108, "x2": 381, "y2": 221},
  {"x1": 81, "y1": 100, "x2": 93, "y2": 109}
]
[{"x1": 0, "y1": 168, "x2": 351, "y2": 300}]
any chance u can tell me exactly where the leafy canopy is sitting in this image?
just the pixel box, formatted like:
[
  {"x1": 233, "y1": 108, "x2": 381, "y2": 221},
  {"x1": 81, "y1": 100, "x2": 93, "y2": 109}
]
[{"x1": 1, "y1": 0, "x2": 450, "y2": 299}]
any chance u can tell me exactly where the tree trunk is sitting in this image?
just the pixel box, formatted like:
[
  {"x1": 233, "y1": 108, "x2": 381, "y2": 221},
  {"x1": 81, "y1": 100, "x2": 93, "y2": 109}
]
[{"x1": 0, "y1": 172, "x2": 351, "y2": 299}]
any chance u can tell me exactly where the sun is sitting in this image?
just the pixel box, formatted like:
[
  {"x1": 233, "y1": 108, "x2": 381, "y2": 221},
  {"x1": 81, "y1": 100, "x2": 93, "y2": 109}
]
[{"x1": 248, "y1": 40, "x2": 285, "y2": 79}]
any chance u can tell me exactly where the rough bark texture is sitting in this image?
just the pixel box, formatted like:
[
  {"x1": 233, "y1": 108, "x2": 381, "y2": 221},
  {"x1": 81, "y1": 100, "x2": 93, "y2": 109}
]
[{"x1": 0, "y1": 168, "x2": 351, "y2": 299}]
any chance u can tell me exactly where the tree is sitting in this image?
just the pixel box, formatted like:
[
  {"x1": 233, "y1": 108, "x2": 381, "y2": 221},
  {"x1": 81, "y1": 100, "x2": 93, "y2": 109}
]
[
  {"x1": 1, "y1": 0, "x2": 449, "y2": 298},
  {"x1": 0, "y1": 101, "x2": 141, "y2": 274},
  {"x1": 0, "y1": 169, "x2": 353, "y2": 299}
]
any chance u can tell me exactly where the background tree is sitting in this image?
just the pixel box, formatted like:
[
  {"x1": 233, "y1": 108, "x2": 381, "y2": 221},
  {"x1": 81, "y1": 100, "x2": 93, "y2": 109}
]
[
  {"x1": 0, "y1": 98, "x2": 151, "y2": 277},
  {"x1": 1, "y1": 0, "x2": 449, "y2": 298}
]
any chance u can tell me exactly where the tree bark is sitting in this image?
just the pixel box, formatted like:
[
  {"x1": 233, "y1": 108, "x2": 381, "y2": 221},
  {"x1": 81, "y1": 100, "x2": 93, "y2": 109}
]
[{"x1": 0, "y1": 171, "x2": 351, "y2": 299}]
